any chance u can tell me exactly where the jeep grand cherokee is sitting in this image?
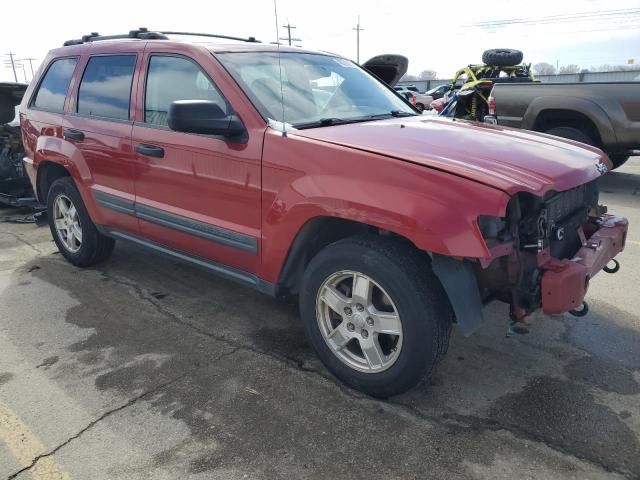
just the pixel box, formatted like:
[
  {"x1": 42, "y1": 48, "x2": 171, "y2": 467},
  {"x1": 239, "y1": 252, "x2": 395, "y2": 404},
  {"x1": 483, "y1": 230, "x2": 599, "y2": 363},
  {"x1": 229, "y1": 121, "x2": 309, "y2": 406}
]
[{"x1": 19, "y1": 29, "x2": 628, "y2": 397}]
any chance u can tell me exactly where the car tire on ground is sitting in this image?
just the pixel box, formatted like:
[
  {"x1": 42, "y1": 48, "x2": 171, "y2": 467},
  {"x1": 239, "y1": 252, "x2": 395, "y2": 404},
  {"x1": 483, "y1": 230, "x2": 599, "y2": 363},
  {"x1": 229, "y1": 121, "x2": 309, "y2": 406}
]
[
  {"x1": 482, "y1": 48, "x2": 523, "y2": 66},
  {"x1": 299, "y1": 236, "x2": 453, "y2": 398},
  {"x1": 416, "y1": 103, "x2": 425, "y2": 113},
  {"x1": 609, "y1": 155, "x2": 629, "y2": 170},
  {"x1": 47, "y1": 177, "x2": 115, "y2": 267}
]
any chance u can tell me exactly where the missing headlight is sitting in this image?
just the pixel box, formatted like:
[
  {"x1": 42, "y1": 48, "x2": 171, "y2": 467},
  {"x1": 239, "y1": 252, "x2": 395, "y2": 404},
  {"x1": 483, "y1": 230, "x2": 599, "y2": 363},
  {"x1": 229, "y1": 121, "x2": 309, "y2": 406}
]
[{"x1": 478, "y1": 215, "x2": 507, "y2": 240}]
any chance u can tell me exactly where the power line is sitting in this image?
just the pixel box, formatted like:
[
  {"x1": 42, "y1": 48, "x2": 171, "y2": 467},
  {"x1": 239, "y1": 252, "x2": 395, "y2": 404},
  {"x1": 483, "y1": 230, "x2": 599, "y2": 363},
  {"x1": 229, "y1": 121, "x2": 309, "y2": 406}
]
[
  {"x1": 468, "y1": 8, "x2": 640, "y2": 28},
  {"x1": 469, "y1": 8, "x2": 640, "y2": 25}
]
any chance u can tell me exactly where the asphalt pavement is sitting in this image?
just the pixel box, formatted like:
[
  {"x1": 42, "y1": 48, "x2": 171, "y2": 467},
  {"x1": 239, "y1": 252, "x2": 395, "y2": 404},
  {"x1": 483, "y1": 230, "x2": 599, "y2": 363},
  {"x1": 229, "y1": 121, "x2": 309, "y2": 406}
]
[{"x1": 1, "y1": 159, "x2": 639, "y2": 480}]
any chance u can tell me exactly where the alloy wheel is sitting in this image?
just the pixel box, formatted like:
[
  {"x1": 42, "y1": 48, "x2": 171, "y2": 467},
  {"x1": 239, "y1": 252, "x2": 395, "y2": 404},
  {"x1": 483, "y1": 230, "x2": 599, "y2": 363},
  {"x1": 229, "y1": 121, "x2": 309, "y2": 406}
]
[
  {"x1": 316, "y1": 270, "x2": 403, "y2": 373},
  {"x1": 53, "y1": 194, "x2": 83, "y2": 253}
]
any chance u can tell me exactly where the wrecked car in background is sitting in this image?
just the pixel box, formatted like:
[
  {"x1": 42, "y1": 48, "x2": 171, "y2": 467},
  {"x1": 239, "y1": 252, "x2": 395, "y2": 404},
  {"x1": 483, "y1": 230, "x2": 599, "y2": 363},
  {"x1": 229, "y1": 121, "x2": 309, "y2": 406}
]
[{"x1": 1, "y1": 82, "x2": 34, "y2": 206}]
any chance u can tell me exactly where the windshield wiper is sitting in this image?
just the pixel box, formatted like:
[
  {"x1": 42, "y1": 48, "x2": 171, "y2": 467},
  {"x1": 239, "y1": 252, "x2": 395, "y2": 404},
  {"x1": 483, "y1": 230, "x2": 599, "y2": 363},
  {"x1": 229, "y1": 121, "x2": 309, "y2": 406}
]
[
  {"x1": 295, "y1": 111, "x2": 417, "y2": 129},
  {"x1": 296, "y1": 117, "x2": 367, "y2": 129},
  {"x1": 367, "y1": 110, "x2": 417, "y2": 119}
]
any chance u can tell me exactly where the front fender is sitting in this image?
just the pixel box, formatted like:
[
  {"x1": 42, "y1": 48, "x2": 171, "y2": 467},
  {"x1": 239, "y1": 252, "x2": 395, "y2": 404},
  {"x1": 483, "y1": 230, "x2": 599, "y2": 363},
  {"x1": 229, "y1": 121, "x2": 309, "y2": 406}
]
[{"x1": 259, "y1": 131, "x2": 510, "y2": 282}]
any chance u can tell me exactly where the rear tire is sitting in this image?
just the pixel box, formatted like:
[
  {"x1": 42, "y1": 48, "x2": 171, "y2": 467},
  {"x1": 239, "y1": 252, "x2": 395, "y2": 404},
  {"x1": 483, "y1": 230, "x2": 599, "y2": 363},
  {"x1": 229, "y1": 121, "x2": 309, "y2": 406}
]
[
  {"x1": 482, "y1": 48, "x2": 523, "y2": 66},
  {"x1": 47, "y1": 177, "x2": 115, "y2": 267},
  {"x1": 299, "y1": 236, "x2": 453, "y2": 398},
  {"x1": 416, "y1": 103, "x2": 425, "y2": 113},
  {"x1": 544, "y1": 126, "x2": 594, "y2": 146}
]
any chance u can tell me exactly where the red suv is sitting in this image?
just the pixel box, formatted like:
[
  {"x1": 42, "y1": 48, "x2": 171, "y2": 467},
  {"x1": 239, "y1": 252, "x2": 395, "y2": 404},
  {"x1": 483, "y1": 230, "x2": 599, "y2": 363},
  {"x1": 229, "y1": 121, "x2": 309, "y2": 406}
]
[{"x1": 19, "y1": 29, "x2": 627, "y2": 397}]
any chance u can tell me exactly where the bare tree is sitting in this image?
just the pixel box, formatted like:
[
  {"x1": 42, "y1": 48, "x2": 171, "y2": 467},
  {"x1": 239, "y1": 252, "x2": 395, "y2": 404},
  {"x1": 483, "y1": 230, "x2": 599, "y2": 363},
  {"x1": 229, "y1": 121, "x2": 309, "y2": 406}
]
[
  {"x1": 559, "y1": 64, "x2": 580, "y2": 74},
  {"x1": 532, "y1": 62, "x2": 556, "y2": 75},
  {"x1": 417, "y1": 70, "x2": 437, "y2": 80}
]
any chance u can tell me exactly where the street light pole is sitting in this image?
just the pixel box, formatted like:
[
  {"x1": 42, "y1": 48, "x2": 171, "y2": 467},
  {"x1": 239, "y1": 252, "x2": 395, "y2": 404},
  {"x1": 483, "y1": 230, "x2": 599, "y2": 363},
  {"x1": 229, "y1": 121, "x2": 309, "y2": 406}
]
[{"x1": 352, "y1": 16, "x2": 364, "y2": 64}]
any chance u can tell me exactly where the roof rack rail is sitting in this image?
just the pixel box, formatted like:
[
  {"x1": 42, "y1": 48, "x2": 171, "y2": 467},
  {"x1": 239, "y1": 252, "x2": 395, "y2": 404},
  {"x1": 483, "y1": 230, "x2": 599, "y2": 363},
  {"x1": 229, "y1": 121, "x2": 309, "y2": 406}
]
[
  {"x1": 160, "y1": 31, "x2": 260, "y2": 43},
  {"x1": 63, "y1": 28, "x2": 168, "y2": 46},
  {"x1": 63, "y1": 27, "x2": 261, "y2": 46}
]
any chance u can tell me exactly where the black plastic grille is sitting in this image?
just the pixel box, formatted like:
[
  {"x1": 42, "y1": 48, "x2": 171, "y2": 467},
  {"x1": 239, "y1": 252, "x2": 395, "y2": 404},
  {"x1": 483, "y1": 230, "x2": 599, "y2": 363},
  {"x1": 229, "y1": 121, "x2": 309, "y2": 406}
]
[{"x1": 546, "y1": 179, "x2": 599, "y2": 259}]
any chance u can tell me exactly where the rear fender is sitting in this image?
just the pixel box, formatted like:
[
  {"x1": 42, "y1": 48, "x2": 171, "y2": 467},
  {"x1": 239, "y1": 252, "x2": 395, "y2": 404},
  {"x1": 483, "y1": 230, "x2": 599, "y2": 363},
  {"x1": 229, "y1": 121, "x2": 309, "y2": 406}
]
[
  {"x1": 523, "y1": 96, "x2": 617, "y2": 146},
  {"x1": 34, "y1": 136, "x2": 101, "y2": 218}
]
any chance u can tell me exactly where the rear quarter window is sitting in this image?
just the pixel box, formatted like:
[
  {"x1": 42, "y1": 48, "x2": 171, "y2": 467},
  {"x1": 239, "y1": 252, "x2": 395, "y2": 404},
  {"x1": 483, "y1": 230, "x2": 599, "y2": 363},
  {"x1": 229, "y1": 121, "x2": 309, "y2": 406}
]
[
  {"x1": 32, "y1": 58, "x2": 78, "y2": 112},
  {"x1": 77, "y1": 55, "x2": 136, "y2": 120}
]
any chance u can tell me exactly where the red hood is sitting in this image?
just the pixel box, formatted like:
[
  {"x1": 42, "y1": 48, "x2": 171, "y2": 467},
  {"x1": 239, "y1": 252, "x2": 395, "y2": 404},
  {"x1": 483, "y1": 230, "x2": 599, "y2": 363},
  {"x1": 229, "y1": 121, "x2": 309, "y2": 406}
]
[{"x1": 293, "y1": 116, "x2": 608, "y2": 195}]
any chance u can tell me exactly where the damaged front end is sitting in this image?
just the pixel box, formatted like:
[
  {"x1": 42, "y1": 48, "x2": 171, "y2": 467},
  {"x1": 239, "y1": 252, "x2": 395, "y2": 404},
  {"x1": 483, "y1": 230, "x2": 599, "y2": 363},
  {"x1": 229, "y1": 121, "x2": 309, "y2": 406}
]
[
  {"x1": 454, "y1": 178, "x2": 627, "y2": 334},
  {"x1": 0, "y1": 82, "x2": 35, "y2": 207}
]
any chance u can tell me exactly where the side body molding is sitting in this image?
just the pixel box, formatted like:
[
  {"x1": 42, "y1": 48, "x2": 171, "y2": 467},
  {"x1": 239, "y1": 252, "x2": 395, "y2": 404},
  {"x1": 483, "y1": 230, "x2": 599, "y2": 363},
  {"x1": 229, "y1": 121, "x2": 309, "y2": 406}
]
[{"x1": 92, "y1": 189, "x2": 258, "y2": 254}]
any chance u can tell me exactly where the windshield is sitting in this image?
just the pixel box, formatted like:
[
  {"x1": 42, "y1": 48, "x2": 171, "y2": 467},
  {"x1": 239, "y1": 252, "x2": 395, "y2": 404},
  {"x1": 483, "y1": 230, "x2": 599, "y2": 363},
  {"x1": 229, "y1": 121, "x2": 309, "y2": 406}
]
[{"x1": 217, "y1": 52, "x2": 415, "y2": 128}]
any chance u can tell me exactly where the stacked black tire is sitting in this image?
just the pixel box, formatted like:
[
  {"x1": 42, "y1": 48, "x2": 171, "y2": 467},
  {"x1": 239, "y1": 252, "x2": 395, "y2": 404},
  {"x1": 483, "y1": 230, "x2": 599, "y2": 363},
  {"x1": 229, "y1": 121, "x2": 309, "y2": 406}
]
[{"x1": 482, "y1": 49, "x2": 523, "y2": 67}]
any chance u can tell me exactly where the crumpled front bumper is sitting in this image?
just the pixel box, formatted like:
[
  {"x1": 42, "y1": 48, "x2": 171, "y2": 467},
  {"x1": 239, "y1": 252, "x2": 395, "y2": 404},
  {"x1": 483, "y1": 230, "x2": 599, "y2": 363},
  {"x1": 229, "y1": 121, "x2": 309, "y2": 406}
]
[{"x1": 540, "y1": 215, "x2": 628, "y2": 314}]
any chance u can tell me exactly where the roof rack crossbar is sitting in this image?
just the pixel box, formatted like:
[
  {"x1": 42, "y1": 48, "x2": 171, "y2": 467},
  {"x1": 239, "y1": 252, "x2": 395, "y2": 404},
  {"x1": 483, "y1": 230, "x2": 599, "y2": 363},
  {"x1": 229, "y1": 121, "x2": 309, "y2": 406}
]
[
  {"x1": 63, "y1": 27, "x2": 260, "y2": 46},
  {"x1": 160, "y1": 31, "x2": 261, "y2": 43},
  {"x1": 63, "y1": 28, "x2": 168, "y2": 46}
]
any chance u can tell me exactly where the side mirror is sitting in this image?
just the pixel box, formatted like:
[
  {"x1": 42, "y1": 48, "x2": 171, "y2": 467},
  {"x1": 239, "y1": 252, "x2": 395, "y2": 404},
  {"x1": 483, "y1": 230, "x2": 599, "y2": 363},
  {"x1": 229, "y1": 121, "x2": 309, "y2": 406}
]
[{"x1": 167, "y1": 100, "x2": 246, "y2": 140}]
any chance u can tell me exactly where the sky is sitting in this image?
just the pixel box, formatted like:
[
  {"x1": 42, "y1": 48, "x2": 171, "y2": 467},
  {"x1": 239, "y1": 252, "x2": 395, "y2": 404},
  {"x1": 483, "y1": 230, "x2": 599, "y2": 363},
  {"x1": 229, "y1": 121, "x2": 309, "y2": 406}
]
[{"x1": 1, "y1": 0, "x2": 639, "y2": 82}]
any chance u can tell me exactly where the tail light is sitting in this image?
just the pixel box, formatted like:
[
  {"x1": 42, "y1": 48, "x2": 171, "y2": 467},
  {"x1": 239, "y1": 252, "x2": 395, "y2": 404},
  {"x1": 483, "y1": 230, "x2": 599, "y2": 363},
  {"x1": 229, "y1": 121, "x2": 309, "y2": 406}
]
[
  {"x1": 410, "y1": 95, "x2": 416, "y2": 106},
  {"x1": 488, "y1": 95, "x2": 496, "y2": 115}
]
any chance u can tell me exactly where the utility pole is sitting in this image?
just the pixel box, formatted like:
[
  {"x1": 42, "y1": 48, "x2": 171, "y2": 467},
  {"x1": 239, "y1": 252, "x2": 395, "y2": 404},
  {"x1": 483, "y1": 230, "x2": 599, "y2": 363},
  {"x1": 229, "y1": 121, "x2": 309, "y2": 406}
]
[
  {"x1": 279, "y1": 21, "x2": 301, "y2": 46},
  {"x1": 24, "y1": 57, "x2": 37, "y2": 77},
  {"x1": 5, "y1": 52, "x2": 18, "y2": 82},
  {"x1": 20, "y1": 62, "x2": 28, "y2": 82},
  {"x1": 352, "y1": 16, "x2": 364, "y2": 64}
]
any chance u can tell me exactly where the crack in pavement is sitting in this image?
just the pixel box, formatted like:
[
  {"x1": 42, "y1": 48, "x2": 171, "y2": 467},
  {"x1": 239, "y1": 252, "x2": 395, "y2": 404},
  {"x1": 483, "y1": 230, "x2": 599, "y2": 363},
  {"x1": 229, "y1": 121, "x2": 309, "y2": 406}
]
[
  {"x1": 97, "y1": 268, "x2": 633, "y2": 478},
  {"x1": 0, "y1": 231, "x2": 44, "y2": 256},
  {"x1": 5, "y1": 347, "x2": 240, "y2": 480}
]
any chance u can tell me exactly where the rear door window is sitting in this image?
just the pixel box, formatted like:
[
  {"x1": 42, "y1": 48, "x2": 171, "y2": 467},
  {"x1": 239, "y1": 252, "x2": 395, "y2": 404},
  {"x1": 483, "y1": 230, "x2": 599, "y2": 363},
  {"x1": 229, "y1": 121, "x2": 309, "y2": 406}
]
[
  {"x1": 144, "y1": 55, "x2": 229, "y2": 126},
  {"x1": 77, "y1": 55, "x2": 136, "y2": 120},
  {"x1": 32, "y1": 58, "x2": 78, "y2": 112}
]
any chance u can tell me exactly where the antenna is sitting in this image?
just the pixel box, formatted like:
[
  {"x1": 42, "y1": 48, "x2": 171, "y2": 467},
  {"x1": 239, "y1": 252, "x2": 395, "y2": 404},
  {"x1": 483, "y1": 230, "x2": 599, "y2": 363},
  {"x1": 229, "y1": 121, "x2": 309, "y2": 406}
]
[{"x1": 273, "y1": 0, "x2": 286, "y2": 136}]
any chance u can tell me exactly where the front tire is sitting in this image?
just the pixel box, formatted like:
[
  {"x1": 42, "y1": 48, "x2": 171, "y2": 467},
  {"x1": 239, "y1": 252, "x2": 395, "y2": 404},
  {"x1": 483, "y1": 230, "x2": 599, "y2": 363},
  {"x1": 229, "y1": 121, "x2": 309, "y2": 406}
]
[
  {"x1": 299, "y1": 236, "x2": 453, "y2": 398},
  {"x1": 47, "y1": 177, "x2": 115, "y2": 267}
]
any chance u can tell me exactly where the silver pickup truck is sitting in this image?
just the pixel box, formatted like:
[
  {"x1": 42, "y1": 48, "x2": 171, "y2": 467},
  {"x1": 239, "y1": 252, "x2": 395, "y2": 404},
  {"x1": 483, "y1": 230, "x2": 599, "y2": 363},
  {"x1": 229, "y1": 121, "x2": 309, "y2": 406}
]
[{"x1": 485, "y1": 82, "x2": 640, "y2": 169}]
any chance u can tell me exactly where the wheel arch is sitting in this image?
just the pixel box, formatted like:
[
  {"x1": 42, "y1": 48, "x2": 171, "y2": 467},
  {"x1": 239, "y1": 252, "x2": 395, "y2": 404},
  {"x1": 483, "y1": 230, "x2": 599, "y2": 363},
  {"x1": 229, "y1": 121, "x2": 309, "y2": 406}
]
[
  {"x1": 523, "y1": 97, "x2": 617, "y2": 147},
  {"x1": 275, "y1": 216, "x2": 379, "y2": 296},
  {"x1": 36, "y1": 161, "x2": 71, "y2": 203},
  {"x1": 276, "y1": 217, "x2": 487, "y2": 341}
]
